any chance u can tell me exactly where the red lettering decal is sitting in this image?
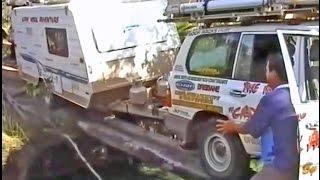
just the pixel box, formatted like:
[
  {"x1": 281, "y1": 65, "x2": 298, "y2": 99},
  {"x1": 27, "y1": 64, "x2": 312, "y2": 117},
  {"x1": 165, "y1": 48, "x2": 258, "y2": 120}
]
[
  {"x1": 197, "y1": 84, "x2": 220, "y2": 93},
  {"x1": 307, "y1": 130, "x2": 319, "y2": 152},
  {"x1": 22, "y1": 17, "x2": 29, "y2": 22},
  {"x1": 243, "y1": 82, "x2": 260, "y2": 94},
  {"x1": 231, "y1": 106, "x2": 255, "y2": 120},
  {"x1": 232, "y1": 107, "x2": 241, "y2": 119},
  {"x1": 297, "y1": 112, "x2": 307, "y2": 121},
  {"x1": 54, "y1": 17, "x2": 59, "y2": 23},
  {"x1": 30, "y1": 17, "x2": 38, "y2": 23}
]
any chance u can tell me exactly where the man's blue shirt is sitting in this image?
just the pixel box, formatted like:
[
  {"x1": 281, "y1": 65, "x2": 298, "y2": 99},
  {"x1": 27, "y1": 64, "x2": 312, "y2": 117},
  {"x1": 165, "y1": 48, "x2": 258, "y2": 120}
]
[
  {"x1": 243, "y1": 86, "x2": 299, "y2": 172},
  {"x1": 261, "y1": 127, "x2": 274, "y2": 165}
]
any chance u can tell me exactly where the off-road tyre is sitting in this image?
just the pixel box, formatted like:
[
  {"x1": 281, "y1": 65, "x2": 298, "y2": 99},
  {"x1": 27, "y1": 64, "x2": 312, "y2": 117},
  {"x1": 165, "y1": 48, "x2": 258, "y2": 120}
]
[{"x1": 197, "y1": 120, "x2": 250, "y2": 180}]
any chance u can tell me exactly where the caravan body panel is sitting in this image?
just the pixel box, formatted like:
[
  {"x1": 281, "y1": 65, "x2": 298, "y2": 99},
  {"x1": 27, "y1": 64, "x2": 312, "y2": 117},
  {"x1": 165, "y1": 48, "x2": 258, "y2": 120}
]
[{"x1": 12, "y1": 0, "x2": 180, "y2": 108}]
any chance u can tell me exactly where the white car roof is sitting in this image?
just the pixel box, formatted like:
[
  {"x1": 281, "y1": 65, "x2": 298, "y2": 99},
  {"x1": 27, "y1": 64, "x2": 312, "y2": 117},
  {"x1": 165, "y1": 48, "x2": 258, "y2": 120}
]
[{"x1": 188, "y1": 21, "x2": 319, "y2": 36}]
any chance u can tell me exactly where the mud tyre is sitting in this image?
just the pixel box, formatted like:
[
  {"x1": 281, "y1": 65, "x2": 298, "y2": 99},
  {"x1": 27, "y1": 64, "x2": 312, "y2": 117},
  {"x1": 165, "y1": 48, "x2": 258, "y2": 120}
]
[{"x1": 197, "y1": 120, "x2": 250, "y2": 180}]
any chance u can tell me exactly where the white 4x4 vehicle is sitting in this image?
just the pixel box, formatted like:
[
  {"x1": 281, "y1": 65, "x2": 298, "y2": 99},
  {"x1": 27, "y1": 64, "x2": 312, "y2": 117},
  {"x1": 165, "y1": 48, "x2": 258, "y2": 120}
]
[{"x1": 167, "y1": 22, "x2": 319, "y2": 179}]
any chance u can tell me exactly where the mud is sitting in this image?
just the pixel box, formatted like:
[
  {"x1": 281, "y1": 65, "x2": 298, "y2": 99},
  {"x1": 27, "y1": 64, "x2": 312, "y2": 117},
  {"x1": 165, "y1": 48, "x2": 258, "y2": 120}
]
[{"x1": 2, "y1": 60, "x2": 197, "y2": 180}]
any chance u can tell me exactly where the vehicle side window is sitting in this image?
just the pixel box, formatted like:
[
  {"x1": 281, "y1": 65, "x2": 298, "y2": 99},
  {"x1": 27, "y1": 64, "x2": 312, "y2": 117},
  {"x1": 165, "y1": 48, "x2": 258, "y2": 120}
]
[
  {"x1": 284, "y1": 35, "x2": 319, "y2": 101},
  {"x1": 45, "y1": 28, "x2": 69, "y2": 57},
  {"x1": 186, "y1": 33, "x2": 240, "y2": 78},
  {"x1": 234, "y1": 34, "x2": 283, "y2": 83}
]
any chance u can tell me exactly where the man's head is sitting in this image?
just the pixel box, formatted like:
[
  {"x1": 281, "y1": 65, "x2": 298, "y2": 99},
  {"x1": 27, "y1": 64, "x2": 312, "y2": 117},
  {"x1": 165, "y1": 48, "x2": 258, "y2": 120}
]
[{"x1": 265, "y1": 53, "x2": 288, "y2": 88}]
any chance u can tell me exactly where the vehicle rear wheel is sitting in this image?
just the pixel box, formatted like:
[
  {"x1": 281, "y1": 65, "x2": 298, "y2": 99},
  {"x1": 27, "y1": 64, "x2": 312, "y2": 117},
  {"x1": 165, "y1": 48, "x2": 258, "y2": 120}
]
[{"x1": 197, "y1": 120, "x2": 250, "y2": 180}]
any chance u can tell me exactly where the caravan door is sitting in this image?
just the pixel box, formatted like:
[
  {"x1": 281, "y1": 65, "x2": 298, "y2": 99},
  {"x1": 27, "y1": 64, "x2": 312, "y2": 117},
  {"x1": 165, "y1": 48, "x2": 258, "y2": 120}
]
[{"x1": 278, "y1": 29, "x2": 319, "y2": 180}]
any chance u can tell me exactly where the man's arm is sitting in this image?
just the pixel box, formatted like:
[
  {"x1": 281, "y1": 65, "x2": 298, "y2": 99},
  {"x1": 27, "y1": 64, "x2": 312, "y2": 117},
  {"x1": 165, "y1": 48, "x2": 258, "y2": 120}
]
[
  {"x1": 216, "y1": 120, "x2": 248, "y2": 134},
  {"x1": 216, "y1": 96, "x2": 273, "y2": 138}
]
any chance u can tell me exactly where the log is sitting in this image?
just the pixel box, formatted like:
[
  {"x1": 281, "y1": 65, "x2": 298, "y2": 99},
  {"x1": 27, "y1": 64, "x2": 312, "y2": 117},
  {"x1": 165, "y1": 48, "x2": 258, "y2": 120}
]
[{"x1": 77, "y1": 118, "x2": 210, "y2": 179}]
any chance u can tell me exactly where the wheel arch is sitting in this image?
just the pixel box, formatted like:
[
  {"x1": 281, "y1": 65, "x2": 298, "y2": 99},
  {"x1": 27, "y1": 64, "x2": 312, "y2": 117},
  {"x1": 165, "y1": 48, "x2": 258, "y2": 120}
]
[
  {"x1": 185, "y1": 110, "x2": 229, "y2": 146},
  {"x1": 186, "y1": 110, "x2": 250, "y2": 152}
]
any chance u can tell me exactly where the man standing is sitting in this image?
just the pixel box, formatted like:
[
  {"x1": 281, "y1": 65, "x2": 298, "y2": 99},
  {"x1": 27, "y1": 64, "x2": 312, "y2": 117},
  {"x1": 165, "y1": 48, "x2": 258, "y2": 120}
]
[{"x1": 216, "y1": 53, "x2": 299, "y2": 180}]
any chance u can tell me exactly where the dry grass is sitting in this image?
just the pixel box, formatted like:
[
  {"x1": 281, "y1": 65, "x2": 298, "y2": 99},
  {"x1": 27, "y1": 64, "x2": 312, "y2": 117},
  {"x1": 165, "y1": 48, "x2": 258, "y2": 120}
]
[
  {"x1": 2, "y1": 133, "x2": 24, "y2": 167},
  {"x1": 2, "y1": 108, "x2": 28, "y2": 169}
]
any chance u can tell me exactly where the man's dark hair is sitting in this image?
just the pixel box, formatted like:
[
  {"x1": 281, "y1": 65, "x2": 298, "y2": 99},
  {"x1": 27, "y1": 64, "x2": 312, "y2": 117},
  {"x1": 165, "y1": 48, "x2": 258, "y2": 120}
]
[{"x1": 267, "y1": 53, "x2": 288, "y2": 83}]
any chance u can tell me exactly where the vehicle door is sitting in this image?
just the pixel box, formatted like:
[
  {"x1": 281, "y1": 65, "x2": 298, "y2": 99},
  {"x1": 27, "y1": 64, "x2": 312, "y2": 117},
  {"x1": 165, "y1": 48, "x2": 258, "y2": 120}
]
[
  {"x1": 169, "y1": 32, "x2": 241, "y2": 119},
  {"x1": 277, "y1": 29, "x2": 319, "y2": 180},
  {"x1": 228, "y1": 32, "x2": 284, "y2": 156}
]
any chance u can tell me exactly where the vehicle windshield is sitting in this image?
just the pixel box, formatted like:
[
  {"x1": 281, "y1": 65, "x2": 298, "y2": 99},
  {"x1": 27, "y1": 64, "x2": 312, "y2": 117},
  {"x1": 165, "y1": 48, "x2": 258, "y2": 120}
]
[{"x1": 284, "y1": 34, "x2": 319, "y2": 101}]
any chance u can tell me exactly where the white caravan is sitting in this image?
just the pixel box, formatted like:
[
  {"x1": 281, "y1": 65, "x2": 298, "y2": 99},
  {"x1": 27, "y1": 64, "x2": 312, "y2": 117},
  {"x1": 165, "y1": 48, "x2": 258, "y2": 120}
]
[{"x1": 11, "y1": 0, "x2": 180, "y2": 108}]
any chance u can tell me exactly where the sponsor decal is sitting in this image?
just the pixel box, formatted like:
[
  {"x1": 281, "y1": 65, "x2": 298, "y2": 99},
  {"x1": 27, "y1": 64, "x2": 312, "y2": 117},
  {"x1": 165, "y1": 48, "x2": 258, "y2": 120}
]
[
  {"x1": 197, "y1": 84, "x2": 220, "y2": 93},
  {"x1": 172, "y1": 108, "x2": 190, "y2": 117},
  {"x1": 301, "y1": 162, "x2": 318, "y2": 176},
  {"x1": 305, "y1": 122, "x2": 318, "y2": 130},
  {"x1": 298, "y1": 135, "x2": 303, "y2": 152},
  {"x1": 175, "y1": 80, "x2": 195, "y2": 91},
  {"x1": 175, "y1": 90, "x2": 220, "y2": 104},
  {"x1": 19, "y1": 53, "x2": 88, "y2": 84},
  {"x1": 22, "y1": 16, "x2": 59, "y2": 23},
  {"x1": 243, "y1": 136, "x2": 260, "y2": 145},
  {"x1": 174, "y1": 65, "x2": 184, "y2": 72},
  {"x1": 305, "y1": 123, "x2": 319, "y2": 152},
  {"x1": 172, "y1": 99, "x2": 222, "y2": 113},
  {"x1": 229, "y1": 106, "x2": 255, "y2": 120},
  {"x1": 188, "y1": 27, "x2": 231, "y2": 36},
  {"x1": 243, "y1": 81, "x2": 260, "y2": 94},
  {"x1": 297, "y1": 112, "x2": 307, "y2": 121},
  {"x1": 172, "y1": 90, "x2": 222, "y2": 112},
  {"x1": 174, "y1": 75, "x2": 228, "y2": 84}
]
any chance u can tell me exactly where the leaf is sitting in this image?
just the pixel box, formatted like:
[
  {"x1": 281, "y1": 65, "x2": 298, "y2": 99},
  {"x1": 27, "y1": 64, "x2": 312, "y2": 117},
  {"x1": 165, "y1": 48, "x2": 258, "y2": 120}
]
[
  {"x1": 176, "y1": 22, "x2": 196, "y2": 42},
  {"x1": 250, "y1": 159, "x2": 263, "y2": 172}
]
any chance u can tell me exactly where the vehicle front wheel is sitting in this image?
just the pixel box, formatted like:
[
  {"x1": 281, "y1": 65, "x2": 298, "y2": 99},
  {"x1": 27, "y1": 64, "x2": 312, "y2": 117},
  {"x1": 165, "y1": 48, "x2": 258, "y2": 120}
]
[{"x1": 197, "y1": 120, "x2": 250, "y2": 180}]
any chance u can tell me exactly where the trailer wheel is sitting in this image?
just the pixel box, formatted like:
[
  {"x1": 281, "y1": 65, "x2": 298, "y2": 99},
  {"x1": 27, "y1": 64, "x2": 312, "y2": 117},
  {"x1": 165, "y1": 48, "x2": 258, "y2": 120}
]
[{"x1": 197, "y1": 120, "x2": 250, "y2": 180}]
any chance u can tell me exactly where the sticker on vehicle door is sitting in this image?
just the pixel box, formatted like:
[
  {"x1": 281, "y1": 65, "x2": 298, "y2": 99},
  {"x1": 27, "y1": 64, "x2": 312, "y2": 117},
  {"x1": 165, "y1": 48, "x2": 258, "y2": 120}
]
[{"x1": 175, "y1": 80, "x2": 195, "y2": 91}]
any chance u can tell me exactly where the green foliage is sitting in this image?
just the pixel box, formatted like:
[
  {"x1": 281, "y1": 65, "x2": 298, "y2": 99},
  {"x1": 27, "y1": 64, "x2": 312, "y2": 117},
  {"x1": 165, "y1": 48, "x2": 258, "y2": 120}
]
[
  {"x1": 2, "y1": 108, "x2": 28, "y2": 142},
  {"x1": 250, "y1": 159, "x2": 263, "y2": 173},
  {"x1": 2, "y1": 107, "x2": 27, "y2": 168},
  {"x1": 2, "y1": 1, "x2": 12, "y2": 57},
  {"x1": 25, "y1": 83, "x2": 46, "y2": 97},
  {"x1": 176, "y1": 22, "x2": 196, "y2": 42},
  {"x1": 139, "y1": 164, "x2": 185, "y2": 180},
  {"x1": 2, "y1": 2, "x2": 11, "y2": 37}
]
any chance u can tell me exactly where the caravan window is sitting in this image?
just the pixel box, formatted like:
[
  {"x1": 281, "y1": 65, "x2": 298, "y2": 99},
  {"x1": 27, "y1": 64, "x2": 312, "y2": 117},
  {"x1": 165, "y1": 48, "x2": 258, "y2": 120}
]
[{"x1": 45, "y1": 28, "x2": 69, "y2": 57}]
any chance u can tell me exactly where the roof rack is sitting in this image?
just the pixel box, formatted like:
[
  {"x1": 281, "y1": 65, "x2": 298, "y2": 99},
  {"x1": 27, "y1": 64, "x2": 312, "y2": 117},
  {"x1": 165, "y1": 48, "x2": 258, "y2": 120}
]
[
  {"x1": 160, "y1": 0, "x2": 319, "y2": 25},
  {"x1": 6, "y1": 0, "x2": 69, "y2": 7}
]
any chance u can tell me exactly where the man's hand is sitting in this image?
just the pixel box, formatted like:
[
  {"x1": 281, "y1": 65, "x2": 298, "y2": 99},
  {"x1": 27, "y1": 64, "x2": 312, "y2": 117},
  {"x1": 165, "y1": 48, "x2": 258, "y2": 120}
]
[{"x1": 216, "y1": 120, "x2": 238, "y2": 134}]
